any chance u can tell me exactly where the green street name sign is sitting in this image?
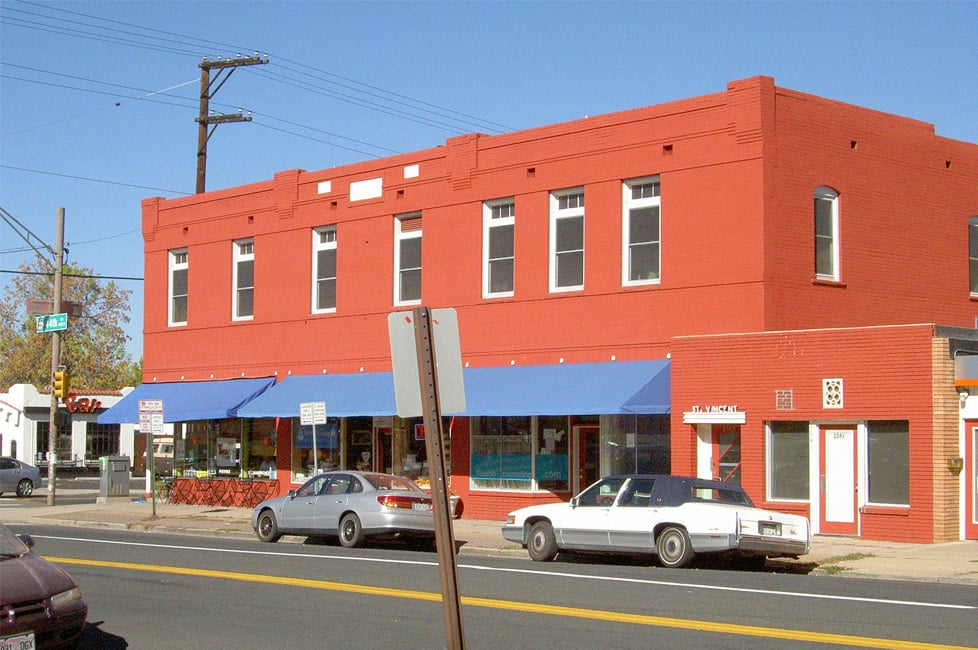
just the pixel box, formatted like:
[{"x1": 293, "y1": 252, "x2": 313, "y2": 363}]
[{"x1": 35, "y1": 312, "x2": 68, "y2": 333}]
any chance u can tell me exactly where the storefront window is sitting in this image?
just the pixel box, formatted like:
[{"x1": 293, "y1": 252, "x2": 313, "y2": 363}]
[
  {"x1": 179, "y1": 419, "x2": 257, "y2": 477},
  {"x1": 535, "y1": 416, "x2": 569, "y2": 492},
  {"x1": 292, "y1": 417, "x2": 340, "y2": 481},
  {"x1": 769, "y1": 421, "x2": 809, "y2": 500},
  {"x1": 346, "y1": 417, "x2": 374, "y2": 472},
  {"x1": 867, "y1": 420, "x2": 909, "y2": 505},
  {"x1": 600, "y1": 415, "x2": 670, "y2": 476},
  {"x1": 85, "y1": 423, "x2": 120, "y2": 461},
  {"x1": 35, "y1": 421, "x2": 71, "y2": 463},
  {"x1": 396, "y1": 417, "x2": 430, "y2": 482},
  {"x1": 471, "y1": 416, "x2": 532, "y2": 490},
  {"x1": 245, "y1": 419, "x2": 276, "y2": 477}
]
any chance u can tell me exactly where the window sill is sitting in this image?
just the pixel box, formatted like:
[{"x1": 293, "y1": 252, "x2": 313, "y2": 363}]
[
  {"x1": 812, "y1": 278, "x2": 847, "y2": 288},
  {"x1": 860, "y1": 504, "x2": 910, "y2": 517}
]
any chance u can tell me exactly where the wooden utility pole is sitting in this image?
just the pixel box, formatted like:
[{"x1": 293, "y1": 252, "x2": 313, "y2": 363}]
[
  {"x1": 46, "y1": 207, "x2": 64, "y2": 506},
  {"x1": 195, "y1": 54, "x2": 268, "y2": 194}
]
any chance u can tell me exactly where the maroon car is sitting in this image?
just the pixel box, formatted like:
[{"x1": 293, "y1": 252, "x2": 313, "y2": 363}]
[{"x1": 0, "y1": 522, "x2": 88, "y2": 649}]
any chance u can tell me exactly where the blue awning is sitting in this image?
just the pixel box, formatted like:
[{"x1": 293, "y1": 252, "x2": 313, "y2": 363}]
[
  {"x1": 235, "y1": 360, "x2": 670, "y2": 419},
  {"x1": 236, "y1": 372, "x2": 397, "y2": 419},
  {"x1": 97, "y1": 377, "x2": 276, "y2": 424},
  {"x1": 459, "y1": 360, "x2": 670, "y2": 416}
]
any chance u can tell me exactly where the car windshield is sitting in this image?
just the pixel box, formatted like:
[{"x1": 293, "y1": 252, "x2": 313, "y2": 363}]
[
  {"x1": 364, "y1": 474, "x2": 423, "y2": 493},
  {"x1": 575, "y1": 477, "x2": 627, "y2": 506},
  {"x1": 0, "y1": 523, "x2": 30, "y2": 559}
]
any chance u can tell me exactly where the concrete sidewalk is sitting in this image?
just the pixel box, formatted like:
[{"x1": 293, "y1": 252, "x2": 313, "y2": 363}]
[{"x1": 2, "y1": 493, "x2": 976, "y2": 585}]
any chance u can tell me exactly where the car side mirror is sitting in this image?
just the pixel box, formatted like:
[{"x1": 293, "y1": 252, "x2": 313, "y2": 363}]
[
  {"x1": 287, "y1": 489, "x2": 297, "y2": 499},
  {"x1": 569, "y1": 496, "x2": 578, "y2": 509},
  {"x1": 17, "y1": 534, "x2": 35, "y2": 549}
]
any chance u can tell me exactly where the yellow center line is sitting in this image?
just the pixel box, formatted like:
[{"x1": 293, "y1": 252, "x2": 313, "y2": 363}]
[{"x1": 48, "y1": 556, "x2": 971, "y2": 650}]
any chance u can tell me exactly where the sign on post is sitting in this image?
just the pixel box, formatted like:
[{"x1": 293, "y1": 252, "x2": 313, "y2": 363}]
[
  {"x1": 300, "y1": 401, "x2": 327, "y2": 474},
  {"x1": 137, "y1": 399, "x2": 164, "y2": 516},
  {"x1": 388, "y1": 308, "x2": 465, "y2": 418},
  {"x1": 299, "y1": 401, "x2": 327, "y2": 425},
  {"x1": 35, "y1": 313, "x2": 68, "y2": 333}
]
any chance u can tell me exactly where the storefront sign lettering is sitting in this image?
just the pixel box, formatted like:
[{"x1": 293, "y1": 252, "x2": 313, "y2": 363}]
[
  {"x1": 689, "y1": 405, "x2": 739, "y2": 413},
  {"x1": 65, "y1": 392, "x2": 102, "y2": 413}
]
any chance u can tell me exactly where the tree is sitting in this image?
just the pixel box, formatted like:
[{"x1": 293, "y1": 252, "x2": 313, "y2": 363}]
[{"x1": 0, "y1": 256, "x2": 141, "y2": 391}]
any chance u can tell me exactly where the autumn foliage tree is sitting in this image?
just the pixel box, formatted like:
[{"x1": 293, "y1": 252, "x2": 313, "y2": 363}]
[{"x1": 0, "y1": 256, "x2": 141, "y2": 391}]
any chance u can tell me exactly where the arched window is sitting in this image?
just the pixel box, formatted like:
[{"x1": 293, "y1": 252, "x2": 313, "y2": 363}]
[{"x1": 814, "y1": 186, "x2": 839, "y2": 280}]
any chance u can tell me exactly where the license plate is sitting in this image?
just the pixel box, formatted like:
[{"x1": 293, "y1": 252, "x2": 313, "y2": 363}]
[
  {"x1": 412, "y1": 502, "x2": 431, "y2": 511},
  {"x1": 1, "y1": 632, "x2": 36, "y2": 650},
  {"x1": 759, "y1": 521, "x2": 781, "y2": 536}
]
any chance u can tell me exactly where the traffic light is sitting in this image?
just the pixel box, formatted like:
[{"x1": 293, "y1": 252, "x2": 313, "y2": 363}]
[{"x1": 53, "y1": 370, "x2": 70, "y2": 399}]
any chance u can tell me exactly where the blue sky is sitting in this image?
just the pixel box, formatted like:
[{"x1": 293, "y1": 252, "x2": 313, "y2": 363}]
[{"x1": 2, "y1": 0, "x2": 976, "y2": 362}]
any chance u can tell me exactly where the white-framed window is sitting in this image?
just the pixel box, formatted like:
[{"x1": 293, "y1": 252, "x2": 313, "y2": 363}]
[
  {"x1": 969, "y1": 216, "x2": 978, "y2": 295},
  {"x1": 866, "y1": 420, "x2": 909, "y2": 506},
  {"x1": 814, "y1": 186, "x2": 839, "y2": 280},
  {"x1": 233, "y1": 238, "x2": 254, "y2": 320},
  {"x1": 550, "y1": 188, "x2": 584, "y2": 292},
  {"x1": 483, "y1": 198, "x2": 515, "y2": 298},
  {"x1": 767, "y1": 421, "x2": 810, "y2": 501},
  {"x1": 622, "y1": 176, "x2": 661, "y2": 285},
  {"x1": 168, "y1": 248, "x2": 188, "y2": 326},
  {"x1": 394, "y1": 213, "x2": 422, "y2": 305},
  {"x1": 312, "y1": 226, "x2": 337, "y2": 313}
]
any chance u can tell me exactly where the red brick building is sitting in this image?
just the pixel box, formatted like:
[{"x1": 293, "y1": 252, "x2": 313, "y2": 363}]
[{"x1": 102, "y1": 76, "x2": 978, "y2": 542}]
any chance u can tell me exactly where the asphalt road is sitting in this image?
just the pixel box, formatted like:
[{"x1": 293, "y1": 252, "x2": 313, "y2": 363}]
[{"x1": 14, "y1": 524, "x2": 977, "y2": 649}]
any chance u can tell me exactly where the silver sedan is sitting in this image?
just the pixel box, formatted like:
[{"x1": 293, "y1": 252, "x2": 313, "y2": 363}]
[
  {"x1": 251, "y1": 471, "x2": 435, "y2": 548},
  {"x1": 0, "y1": 457, "x2": 43, "y2": 498}
]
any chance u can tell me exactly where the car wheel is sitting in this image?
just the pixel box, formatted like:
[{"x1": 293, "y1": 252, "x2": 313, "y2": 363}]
[
  {"x1": 656, "y1": 525, "x2": 694, "y2": 568},
  {"x1": 527, "y1": 521, "x2": 558, "y2": 562},
  {"x1": 255, "y1": 510, "x2": 281, "y2": 543},
  {"x1": 338, "y1": 513, "x2": 364, "y2": 548},
  {"x1": 16, "y1": 479, "x2": 33, "y2": 498}
]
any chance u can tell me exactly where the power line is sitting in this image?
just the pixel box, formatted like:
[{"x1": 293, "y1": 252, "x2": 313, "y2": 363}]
[
  {"x1": 0, "y1": 165, "x2": 190, "y2": 196},
  {"x1": 3, "y1": 1, "x2": 513, "y2": 135},
  {"x1": 1, "y1": 67, "x2": 408, "y2": 157}
]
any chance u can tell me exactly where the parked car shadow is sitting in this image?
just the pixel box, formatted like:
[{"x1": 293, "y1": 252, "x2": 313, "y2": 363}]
[
  {"x1": 77, "y1": 621, "x2": 128, "y2": 649},
  {"x1": 552, "y1": 550, "x2": 819, "y2": 574}
]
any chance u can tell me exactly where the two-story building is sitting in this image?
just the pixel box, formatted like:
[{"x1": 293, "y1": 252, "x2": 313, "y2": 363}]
[{"x1": 100, "y1": 76, "x2": 978, "y2": 542}]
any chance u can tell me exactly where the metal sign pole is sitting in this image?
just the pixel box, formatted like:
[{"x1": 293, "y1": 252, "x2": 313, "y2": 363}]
[{"x1": 413, "y1": 306, "x2": 465, "y2": 649}]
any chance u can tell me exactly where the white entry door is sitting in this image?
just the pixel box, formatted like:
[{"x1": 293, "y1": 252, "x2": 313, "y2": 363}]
[{"x1": 820, "y1": 427, "x2": 858, "y2": 535}]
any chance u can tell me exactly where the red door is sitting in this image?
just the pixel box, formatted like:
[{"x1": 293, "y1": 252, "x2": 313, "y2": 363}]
[
  {"x1": 819, "y1": 427, "x2": 858, "y2": 535},
  {"x1": 966, "y1": 425, "x2": 978, "y2": 540},
  {"x1": 573, "y1": 425, "x2": 600, "y2": 494}
]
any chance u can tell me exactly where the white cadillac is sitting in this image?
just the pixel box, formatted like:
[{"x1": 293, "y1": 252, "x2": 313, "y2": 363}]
[{"x1": 502, "y1": 474, "x2": 810, "y2": 569}]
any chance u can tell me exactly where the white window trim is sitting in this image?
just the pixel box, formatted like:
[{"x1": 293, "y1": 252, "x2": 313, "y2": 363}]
[
  {"x1": 168, "y1": 248, "x2": 188, "y2": 327},
  {"x1": 483, "y1": 198, "x2": 515, "y2": 299},
  {"x1": 394, "y1": 213, "x2": 422, "y2": 306},
  {"x1": 814, "y1": 186, "x2": 840, "y2": 281},
  {"x1": 549, "y1": 187, "x2": 585, "y2": 293},
  {"x1": 621, "y1": 176, "x2": 661, "y2": 286},
  {"x1": 312, "y1": 226, "x2": 337, "y2": 314},
  {"x1": 765, "y1": 421, "x2": 811, "y2": 504},
  {"x1": 233, "y1": 238, "x2": 254, "y2": 321},
  {"x1": 969, "y1": 216, "x2": 978, "y2": 296}
]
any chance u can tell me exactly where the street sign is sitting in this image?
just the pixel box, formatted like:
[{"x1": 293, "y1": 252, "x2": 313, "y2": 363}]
[
  {"x1": 300, "y1": 401, "x2": 327, "y2": 425},
  {"x1": 388, "y1": 307, "x2": 465, "y2": 418},
  {"x1": 35, "y1": 313, "x2": 68, "y2": 333},
  {"x1": 138, "y1": 400, "x2": 164, "y2": 413},
  {"x1": 138, "y1": 400, "x2": 164, "y2": 433}
]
